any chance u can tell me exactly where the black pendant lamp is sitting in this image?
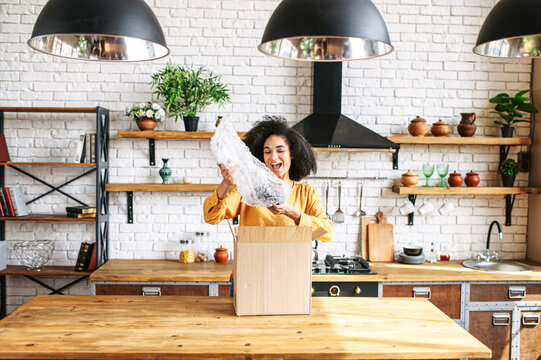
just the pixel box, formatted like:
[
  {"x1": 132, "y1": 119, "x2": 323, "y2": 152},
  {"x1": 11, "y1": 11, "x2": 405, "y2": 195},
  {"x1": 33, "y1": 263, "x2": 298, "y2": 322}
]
[
  {"x1": 474, "y1": 0, "x2": 541, "y2": 58},
  {"x1": 258, "y1": 0, "x2": 393, "y2": 61},
  {"x1": 28, "y1": 0, "x2": 169, "y2": 62}
]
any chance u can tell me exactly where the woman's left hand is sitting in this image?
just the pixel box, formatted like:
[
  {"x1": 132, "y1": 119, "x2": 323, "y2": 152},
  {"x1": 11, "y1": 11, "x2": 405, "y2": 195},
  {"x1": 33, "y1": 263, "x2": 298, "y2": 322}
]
[{"x1": 268, "y1": 203, "x2": 302, "y2": 225}]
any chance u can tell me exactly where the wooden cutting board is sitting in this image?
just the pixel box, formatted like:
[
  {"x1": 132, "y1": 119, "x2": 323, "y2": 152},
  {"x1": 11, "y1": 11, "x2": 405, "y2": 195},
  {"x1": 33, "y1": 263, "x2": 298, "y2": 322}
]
[
  {"x1": 367, "y1": 211, "x2": 394, "y2": 262},
  {"x1": 359, "y1": 216, "x2": 376, "y2": 259}
]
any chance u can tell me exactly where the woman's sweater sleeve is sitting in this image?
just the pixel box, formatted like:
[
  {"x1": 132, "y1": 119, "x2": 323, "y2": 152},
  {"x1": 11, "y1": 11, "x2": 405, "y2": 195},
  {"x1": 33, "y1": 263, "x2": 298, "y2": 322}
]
[
  {"x1": 298, "y1": 186, "x2": 334, "y2": 242},
  {"x1": 203, "y1": 187, "x2": 242, "y2": 225}
]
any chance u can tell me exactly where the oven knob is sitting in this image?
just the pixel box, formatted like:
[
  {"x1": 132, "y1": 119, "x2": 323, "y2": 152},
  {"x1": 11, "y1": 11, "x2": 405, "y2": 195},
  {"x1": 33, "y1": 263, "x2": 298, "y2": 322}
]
[
  {"x1": 329, "y1": 285, "x2": 340, "y2": 297},
  {"x1": 354, "y1": 286, "x2": 362, "y2": 295},
  {"x1": 311, "y1": 287, "x2": 315, "y2": 296}
]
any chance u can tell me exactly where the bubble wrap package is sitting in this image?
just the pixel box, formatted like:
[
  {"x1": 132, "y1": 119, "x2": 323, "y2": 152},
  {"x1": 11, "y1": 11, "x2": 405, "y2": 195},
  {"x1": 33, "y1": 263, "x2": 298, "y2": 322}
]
[{"x1": 210, "y1": 120, "x2": 290, "y2": 207}]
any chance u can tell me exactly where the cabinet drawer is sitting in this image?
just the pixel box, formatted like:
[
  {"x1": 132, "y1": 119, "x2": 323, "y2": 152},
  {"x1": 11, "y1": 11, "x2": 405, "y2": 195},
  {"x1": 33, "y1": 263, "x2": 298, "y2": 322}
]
[
  {"x1": 469, "y1": 310, "x2": 511, "y2": 360},
  {"x1": 469, "y1": 283, "x2": 541, "y2": 302},
  {"x1": 95, "y1": 284, "x2": 209, "y2": 296},
  {"x1": 520, "y1": 311, "x2": 541, "y2": 360},
  {"x1": 382, "y1": 284, "x2": 461, "y2": 319}
]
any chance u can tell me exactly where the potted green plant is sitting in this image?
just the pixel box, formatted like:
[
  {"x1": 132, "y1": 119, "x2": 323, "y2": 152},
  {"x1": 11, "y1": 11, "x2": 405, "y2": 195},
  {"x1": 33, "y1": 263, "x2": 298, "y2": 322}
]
[
  {"x1": 489, "y1": 89, "x2": 538, "y2": 137},
  {"x1": 498, "y1": 158, "x2": 519, "y2": 187},
  {"x1": 126, "y1": 102, "x2": 166, "y2": 131},
  {"x1": 150, "y1": 62, "x2": 230, "y2": 132}
]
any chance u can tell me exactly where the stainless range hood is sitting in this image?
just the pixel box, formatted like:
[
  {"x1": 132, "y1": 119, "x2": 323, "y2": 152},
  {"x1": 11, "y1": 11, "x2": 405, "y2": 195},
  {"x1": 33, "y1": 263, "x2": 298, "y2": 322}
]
[{"x1": 292, "y1": 62, "x2": 399, "y2": 165}]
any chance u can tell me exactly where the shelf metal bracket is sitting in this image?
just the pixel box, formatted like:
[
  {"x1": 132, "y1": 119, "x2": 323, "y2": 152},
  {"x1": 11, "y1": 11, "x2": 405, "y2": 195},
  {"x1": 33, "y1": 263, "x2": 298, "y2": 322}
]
[
  {"x1": 149, "y1": 139, "x2": 155, "y2": 166},
  {"x1": 127, "y1": 191, "x2": 134, "y2": 224},
  {"x1": 392, "y1": 149, "x2": 399, "y2": 170},
  {"x1": 408, "y1": 194, "x2": 417, "y2": 226},
  {"x1": 500, "y1": 145, "x2": 511, "y2": 163},
  {"x1": 505, "y1": 194, "x2": 516, "y2": 226}
]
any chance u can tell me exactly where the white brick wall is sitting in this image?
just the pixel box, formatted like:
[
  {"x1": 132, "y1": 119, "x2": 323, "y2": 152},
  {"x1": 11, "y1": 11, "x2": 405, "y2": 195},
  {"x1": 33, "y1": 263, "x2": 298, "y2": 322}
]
[{"x1": 0, "y1": 0, "x2": 533, "y2": 313}]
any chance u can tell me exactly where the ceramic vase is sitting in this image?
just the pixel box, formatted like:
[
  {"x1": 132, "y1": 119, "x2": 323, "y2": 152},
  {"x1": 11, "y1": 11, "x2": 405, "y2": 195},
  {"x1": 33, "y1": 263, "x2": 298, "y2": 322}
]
[
  {"x1": 448, "y1": 171, "x2": 463, "y2": 187},
  {"x1": 159, "y1": 158, "x2": 172, "y2": 184},
  {"x1": 400, "y1": 170, "x2": 419, "y2": 187},
  {"x1": 183, "y1": 116, "x2": 199, "y2": 132},
  {"x1": 501, "y1": 174, "x2": 516, "y2": 187},
  {"x1": 214, "y1": 246, "x2": 229, "y2": 263},
  {"x1": 136, "y1": 117, "x2": 157, "y2": 131},
  {"x1": 457, "y1": 112, "x2": 477, "y2": 137},
  {"x1": 465, "y1": 171, "x2": 480, "y2": 187},
  {"x1": 408, "y1": 116, "x2": 429, "y2": 137},
  {"x1": 431, "y1": 120, "x2": 451, "y2": 137}
]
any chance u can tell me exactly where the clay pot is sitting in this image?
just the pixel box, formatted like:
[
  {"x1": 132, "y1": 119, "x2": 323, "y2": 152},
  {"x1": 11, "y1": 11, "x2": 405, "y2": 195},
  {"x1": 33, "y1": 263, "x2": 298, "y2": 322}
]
[
  {"x1": 214, "y1": 246, "x2": 229, "y2": 263},
  {"x1": 465, "y1": 171, "x2": 480, "y2": 187},
  {"x1": 408, "y1": 116, "x2": 429, "y2": 137},
  {"x1": 448, "y1": 171, "x2": 463, "y2": 187},
  {"x1": 457, "y1": 112, "x2": 477, "y2": 137},
  {"x1": 431, "y1": 120, "x2": 451, "y2": 137},
  {"x1": 400, "y1": 170, "x2": 419, "y2": 187},
  {"x1": 136, "y1": 117, "x2": 157, "y2": 131}
]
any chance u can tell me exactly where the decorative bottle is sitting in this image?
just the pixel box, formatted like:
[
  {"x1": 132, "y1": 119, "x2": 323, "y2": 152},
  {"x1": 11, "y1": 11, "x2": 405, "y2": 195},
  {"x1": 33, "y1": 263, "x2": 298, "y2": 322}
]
[{"x1": 159, "y1": 158, "x2": 172, "y2": 184}]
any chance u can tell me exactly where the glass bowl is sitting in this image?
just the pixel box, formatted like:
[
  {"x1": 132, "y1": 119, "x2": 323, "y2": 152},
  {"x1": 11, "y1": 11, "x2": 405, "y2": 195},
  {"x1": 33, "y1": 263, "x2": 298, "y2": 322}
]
[{"x1": 13, "y1": 240, "x2": 54, "y2": 271}]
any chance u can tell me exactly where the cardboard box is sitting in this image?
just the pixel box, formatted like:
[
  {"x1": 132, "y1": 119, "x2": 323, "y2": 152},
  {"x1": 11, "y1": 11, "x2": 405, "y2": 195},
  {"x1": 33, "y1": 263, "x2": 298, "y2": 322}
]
[
  {"x1": 234, "y1": 226, "x2": 312, "y2": 316},
  {"x1": 0, "y1": 241, "x2": 7, "y2": 271}
]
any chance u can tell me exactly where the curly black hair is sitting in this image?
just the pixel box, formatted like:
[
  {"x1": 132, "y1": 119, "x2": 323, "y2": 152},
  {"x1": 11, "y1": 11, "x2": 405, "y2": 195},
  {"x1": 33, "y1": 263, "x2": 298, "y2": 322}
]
[{"x1": 244, "y1": 115, "x2": 317, "y2": 181}]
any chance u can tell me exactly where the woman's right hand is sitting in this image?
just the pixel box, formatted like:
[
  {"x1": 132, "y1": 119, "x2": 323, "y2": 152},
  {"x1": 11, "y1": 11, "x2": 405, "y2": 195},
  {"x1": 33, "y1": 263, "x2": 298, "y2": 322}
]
[{"x1": 217, "y1": 163, "x2": 234, "y2": 199}]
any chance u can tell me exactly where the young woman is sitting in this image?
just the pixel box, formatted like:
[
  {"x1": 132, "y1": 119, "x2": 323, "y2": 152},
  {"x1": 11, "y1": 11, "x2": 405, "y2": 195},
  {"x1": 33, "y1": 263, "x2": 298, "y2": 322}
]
[{"x1": 203, "y1": 116, "x2": 333, "y2": 243}]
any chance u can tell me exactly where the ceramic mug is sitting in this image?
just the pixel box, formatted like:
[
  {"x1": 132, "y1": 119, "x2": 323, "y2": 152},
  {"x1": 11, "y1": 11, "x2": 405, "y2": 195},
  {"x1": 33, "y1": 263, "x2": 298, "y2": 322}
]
[
  {"x1": 438, "y1": 197, "x2": 455, "y2": 215},
  {"x1": 399, "y1": 198, "x2": 416, "y2": 215},
  {"x1": 418, "y1": 198, "x2": 434, "y2": 215}
]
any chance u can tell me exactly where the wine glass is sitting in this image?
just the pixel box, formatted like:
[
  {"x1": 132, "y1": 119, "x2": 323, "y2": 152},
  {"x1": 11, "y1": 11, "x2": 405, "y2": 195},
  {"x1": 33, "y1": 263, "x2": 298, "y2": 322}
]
[
  {"x1": 422, "y1": 163, "x2": 434, "y2": 187},
  {"x1": 437, "y1": 163, "x2": 449, "y2": 187}
]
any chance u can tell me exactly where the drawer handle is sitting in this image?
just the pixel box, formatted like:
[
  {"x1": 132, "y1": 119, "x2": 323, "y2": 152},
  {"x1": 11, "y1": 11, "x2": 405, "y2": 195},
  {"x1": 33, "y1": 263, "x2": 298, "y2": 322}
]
[
  {"x1": 522, "y1": 313, "x2": 540, "y2": 326},
  {"x1": 508, "y1": 286, "x2": 526, "y2": 299},
  {"x1": 142, "y1": 286, "x2": 162, "y2": 296},
  {"x1": 492, "y1": 313, "x2": 510, "y2": 326},
  {"x1": 412, "y1": 287, "x2": 431, "y2": 299}
]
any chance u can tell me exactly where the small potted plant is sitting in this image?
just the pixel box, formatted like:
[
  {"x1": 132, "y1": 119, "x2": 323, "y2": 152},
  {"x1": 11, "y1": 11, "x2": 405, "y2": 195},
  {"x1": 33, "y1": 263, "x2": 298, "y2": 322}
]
[
  {"x1": 150, "y1": 62, "x2": 230, "y2": 132},
  {"x1": 498, "y1": 158, "x2": 519, "y2": 187},
  {"x1": 126, "y1": 102, "x2": 166, "y2": 131},
  {"x1": 489, "y1": 89, "x2": 538, "y2": 137}
]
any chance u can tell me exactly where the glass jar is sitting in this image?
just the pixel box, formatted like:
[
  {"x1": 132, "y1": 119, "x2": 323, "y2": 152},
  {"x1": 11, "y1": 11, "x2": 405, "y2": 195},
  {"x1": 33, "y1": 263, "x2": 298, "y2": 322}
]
[
  {"x1": 179, "y1": 239, "x2": 194, "y2": 263},
  {"x1": 194, "y1": 232, "x2": 210, "y2": 262}
]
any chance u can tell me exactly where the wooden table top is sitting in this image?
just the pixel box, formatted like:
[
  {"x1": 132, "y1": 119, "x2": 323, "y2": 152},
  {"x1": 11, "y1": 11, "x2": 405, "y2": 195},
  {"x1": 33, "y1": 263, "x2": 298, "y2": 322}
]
[
  {"x1": 0, "y1": 295, "x2": 490, "y2": 360},
  {"x1": 89, "y1": 259, "x2": 541, "y2": 283}
]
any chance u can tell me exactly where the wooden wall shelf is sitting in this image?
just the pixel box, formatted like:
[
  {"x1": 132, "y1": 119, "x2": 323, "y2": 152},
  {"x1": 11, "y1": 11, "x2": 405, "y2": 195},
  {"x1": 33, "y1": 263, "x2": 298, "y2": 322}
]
[
  {"x1": 392, "y1": 186, "x2": 541, "y2": 195},
  {"x1": 0, "y1": 162, "x2": 95, "y2": 166},
  {"x1": 393, "y1": 186, "x2": 541, "y2": 226},
  {"x1": 105, "y1": 184, "x2": 218, "y2": 192},
  {"x1": 0, "y1": 214, "x2": 96, "y2": 222},
  {"x1": 387, "y1": 136, "x2": 531, "y2": 145},
  {"x1": 117, "y1": 131, "x2": 247, "y2": 139},
  {"x1": 0, "y1": 265, "x2": 92, "y2": 276},
  {"x1": 0, "y1": 107, "x2": 97, "y2": 113}
]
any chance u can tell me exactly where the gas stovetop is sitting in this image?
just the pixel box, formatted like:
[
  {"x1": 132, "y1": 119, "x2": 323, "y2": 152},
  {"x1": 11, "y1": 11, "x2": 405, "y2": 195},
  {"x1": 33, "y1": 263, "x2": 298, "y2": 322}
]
[{"x1": 312, "y1": 255, "x2": 375, "y2": 275}]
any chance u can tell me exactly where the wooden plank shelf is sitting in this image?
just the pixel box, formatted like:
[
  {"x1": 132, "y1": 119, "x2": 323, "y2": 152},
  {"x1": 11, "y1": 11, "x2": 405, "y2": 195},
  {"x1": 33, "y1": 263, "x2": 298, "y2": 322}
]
[
  {"x1": 0, "y1": 107, "x2": 97, "y2": 113},
  {"x1": 0, "y1": 162, "x2": 95, "y2": 166},
  {"x1": 117, "y1": 131, "x2": 247, "y2": 139},
  {"x1": 387, "y1": 136, "x2": 531, "y2": 145},
  {"x1": 0, "y1": 214, "x2": 95, "y2": 222},
  {"x1": 105, "y1": 183, "x2": 218, "y2": 192},
  {"x1": 0, "y1": 265, "x2": 91, "y2": 276},
  {"x1": 392, "y1": 186, "x2": 541, "y2": 195}
]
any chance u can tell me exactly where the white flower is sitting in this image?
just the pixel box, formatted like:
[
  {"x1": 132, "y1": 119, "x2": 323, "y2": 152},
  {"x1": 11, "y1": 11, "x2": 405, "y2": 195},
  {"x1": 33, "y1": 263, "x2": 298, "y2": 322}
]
[
  {"x1": 158, "y1": 109, "x2": 165, "y2": 117},
  {"x1": 152, "y1": 103, "x2": 160, "y2": 110},
  {"x1": 146, "y1": 110, "x2": 154, "y2": 118},
  {"x1": 137, "y1": 109, "x2": 145, "y2": 117},
  {"x1": 138, "y1": 103, "x2": 146, "y2": 109},
  {"x1": 155, "y1": 113, "x2": 162, "y2": 120}
]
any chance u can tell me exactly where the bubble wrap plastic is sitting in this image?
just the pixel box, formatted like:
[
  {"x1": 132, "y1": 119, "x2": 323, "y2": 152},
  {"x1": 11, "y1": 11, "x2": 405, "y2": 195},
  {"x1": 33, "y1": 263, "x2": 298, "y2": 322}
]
[{"x1": 210, "y1": 119, "x2": 290, "y2": 207}]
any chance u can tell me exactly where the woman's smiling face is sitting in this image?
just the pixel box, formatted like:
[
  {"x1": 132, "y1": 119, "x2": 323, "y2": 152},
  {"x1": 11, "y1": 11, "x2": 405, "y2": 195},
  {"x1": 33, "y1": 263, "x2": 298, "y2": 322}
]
[{"x1": 263, "y1": 135, "x2": 292, "y2": 181}]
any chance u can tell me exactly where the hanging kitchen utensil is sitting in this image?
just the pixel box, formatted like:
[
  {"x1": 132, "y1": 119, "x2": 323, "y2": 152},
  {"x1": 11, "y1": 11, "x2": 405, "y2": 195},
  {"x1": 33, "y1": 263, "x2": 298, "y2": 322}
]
[
  {"x1": 354, "y1": 181, "x2": 366, "y2": 217},
  {"x1": 325, "y1": 182, "x2": 331, "y2": 219},
  {"x1": 332, "y1": 181, "x2": 345, "y2": 224},
  {"x1": 367, "y1": 211, "x2": 394, "y2": 262}
]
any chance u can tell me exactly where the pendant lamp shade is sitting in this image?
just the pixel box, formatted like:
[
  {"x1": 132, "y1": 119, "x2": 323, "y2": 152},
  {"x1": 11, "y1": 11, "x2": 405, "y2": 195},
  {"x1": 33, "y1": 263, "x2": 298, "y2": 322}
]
[
  {"x1": 258, "y1": 0, "x2": 393, "y2": 61},
  {"x1": 474, "y1": 0, "x2": 541, "y2": 58},
  {"x1": 28, "y1": 0, "x2": 169, "y2": 62}
]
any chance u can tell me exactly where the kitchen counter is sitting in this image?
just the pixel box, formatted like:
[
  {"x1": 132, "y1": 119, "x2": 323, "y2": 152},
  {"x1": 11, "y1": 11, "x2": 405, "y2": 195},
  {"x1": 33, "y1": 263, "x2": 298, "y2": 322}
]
[
  {"x1": 0, "y1": 295, "x2": 490, "y2": 359},
  {"x1": 89, "y1": 259, "x2": 541, "y2": 283}
]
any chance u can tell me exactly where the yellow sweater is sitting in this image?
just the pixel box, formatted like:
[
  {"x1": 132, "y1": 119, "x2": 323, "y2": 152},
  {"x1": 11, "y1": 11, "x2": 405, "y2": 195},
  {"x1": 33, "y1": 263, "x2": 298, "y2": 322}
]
[{"x1": 203, "y1": 182, "x2": 334, "y2": 242}]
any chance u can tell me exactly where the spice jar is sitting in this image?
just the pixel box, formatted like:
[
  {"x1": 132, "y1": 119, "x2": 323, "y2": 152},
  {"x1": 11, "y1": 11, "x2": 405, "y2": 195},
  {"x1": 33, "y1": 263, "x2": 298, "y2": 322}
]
[
  {"x1": 465, "y1": 171, "x2": 480, "y2": 187},
  {"x1": 179, "y1": 239, "x2": 195, "y2": 263},
  {"x1": 448, "y1": 171, "x2": 463, "y2": 187},
  {"x1": 408, "y1": 116, "x2": 429, "y2": 137},
  {"x1": 194, "y1": 232, "x2": 210, "y2": 262}
]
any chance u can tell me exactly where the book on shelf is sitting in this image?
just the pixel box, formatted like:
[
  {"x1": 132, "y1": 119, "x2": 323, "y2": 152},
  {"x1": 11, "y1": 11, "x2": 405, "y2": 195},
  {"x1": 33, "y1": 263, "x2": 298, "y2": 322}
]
[
  {"x1": 67, "y1": 212, "x2": 96, "y2": 219},
  {"x1": 74, "y1": 134, "x2": 86, "y2": 163},
  {"x1": 65, "y1": 206, "x2": 96, "y2": 214},
  {"x1": 0, "y1": 134, "x2": 10, "y2": 162},
  {"x1": 2, "y1": 188, "x2": 15, "y2": 217},
  {"x1": 86, "y1": 242, "x2": 97, "y2": 271},
  {"x1": 8, "y1": 186, "x2": 28, "y2": 216},
  {"x1": 74, "y1": 241, "x2": 94, "y2": 272},
  {"x1": 0, "y1": 192, "x2": 9, "y2": 217},
  {"x1": 87, "y1": 133, "x2": 96, "y2": 163}
]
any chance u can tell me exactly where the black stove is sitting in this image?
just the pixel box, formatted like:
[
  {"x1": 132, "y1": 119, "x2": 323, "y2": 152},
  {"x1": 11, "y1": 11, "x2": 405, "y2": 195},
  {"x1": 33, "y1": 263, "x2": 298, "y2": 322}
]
[{"x1": 312, "y1": 255, "x2": 375, "y2": 275}]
